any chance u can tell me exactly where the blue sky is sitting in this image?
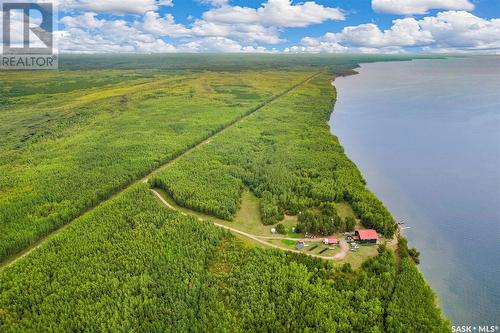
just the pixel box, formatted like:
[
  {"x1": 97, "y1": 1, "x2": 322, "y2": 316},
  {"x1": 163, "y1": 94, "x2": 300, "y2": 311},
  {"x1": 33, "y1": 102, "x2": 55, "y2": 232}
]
[{"x1": 5, "y1": 0, "x2": 500, "y2": 53}]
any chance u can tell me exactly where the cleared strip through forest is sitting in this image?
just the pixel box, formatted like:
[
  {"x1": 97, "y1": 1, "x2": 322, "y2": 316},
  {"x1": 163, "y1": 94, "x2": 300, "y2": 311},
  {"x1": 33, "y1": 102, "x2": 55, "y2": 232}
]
[{"x1": 0, "y1": 72, "x2": 322, "y2": 271}]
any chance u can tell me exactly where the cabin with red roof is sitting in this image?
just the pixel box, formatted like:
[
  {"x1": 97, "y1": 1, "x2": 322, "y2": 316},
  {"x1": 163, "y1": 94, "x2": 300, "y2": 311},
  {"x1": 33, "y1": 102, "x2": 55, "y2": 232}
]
[{"x1": 354, "y1": 229, "x2": 378, "y2": 244}]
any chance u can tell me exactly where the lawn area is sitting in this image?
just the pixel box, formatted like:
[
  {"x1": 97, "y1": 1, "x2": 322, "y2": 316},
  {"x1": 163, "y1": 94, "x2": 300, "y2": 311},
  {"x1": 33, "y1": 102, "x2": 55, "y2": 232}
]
[
  {"x1": 338, "y1": 244, "x2": 380, "y2": 269},
  {"x1": 268, "y1": 239, "x2": 296, "y2": 251},
  {"x1": 336, "y1": 202, "x2": 356, "y2": 219},
  {"x1": 281, "y1": 239, "x2": 296, "y2": 246},
  {"x1": 308, "y1": 242, "x2": 340, "y2": 256},
  {"x1": 268, "y1": 239, "x2": 340, "y2": 257},
  {"x1": 231, "y1": 190, "x2": 266, "y2": 235},
  {"x1": 232, "y1": 233, "x2": 270, "y2": 249},
  {"x1": 208, "y1": 190, "x2": 303, "y2": 238}
]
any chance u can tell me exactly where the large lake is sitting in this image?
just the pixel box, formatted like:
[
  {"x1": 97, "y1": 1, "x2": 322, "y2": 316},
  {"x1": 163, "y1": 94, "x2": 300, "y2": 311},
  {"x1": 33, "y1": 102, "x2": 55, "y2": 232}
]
[{"x1": 329, "y1": 57, "x2": 500, "y2": 324}]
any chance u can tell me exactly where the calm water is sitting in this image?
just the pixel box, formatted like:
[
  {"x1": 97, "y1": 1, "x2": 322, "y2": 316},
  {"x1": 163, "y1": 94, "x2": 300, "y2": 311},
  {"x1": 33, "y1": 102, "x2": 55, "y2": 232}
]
[{"x1": 329, "y1": 57, "x2": 500, "y2": 325}]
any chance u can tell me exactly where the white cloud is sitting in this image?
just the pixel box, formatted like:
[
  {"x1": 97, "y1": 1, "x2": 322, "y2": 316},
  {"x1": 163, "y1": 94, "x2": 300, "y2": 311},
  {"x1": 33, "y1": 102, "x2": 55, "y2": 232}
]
[
  {"x1": 57, "y1": 10, "x2": 276, "y2": 53},
  {"x1": 285, "y1": 39, "x2": 348, "y2": 53},
  {"x1": 60, "y1": 12, "x2": 105, "y2": 30},
  {"x1": 291, "y1": 11, "x2": 500, "y2": 54},
  {"x1": 190, "y1": 19, "x2": 283, "y2": 44},
  {"x1": 179, "y1": 37, "x2": 240, "y2": 52},
  {"x1": 419, "y1": 11, "x2": 500, "y2": 51},
  {"x1": 131, "y1": 10, "x2": 283, "y2": 44},
  {"x1": 137, "y1": 12, "x2": 192, "y2": 38},
  {"x1": 203, "y1": 0, "x2": 345, "y2": 28},
  {"x1": 372, "y1": 0, "x2": 474, "y2": 15},
  {"x1": 58, "y1": 16, "x2": 176, "y2": 53},
  {"x1": 178, "y1": 37, "x2": 268, "y2": 53},
  {"x1": 134, "y1": 0, "x2": 344, "y2": 46},
  {"x1": 133, "y1": 39, "x2": 177, "y2": 53},
  {"x1": 177, "y1": 0, "x2": 345, "y2": 46},
  {"x1": 198, "y1": 0, "x2": 229, "y2": 6},
  {"x1": 59, "y1": 0, "x2": 173, "y2": 15},
  {"x1": 285, "y1": 41, "x2": 405, "y2": 54},
  {"x1": 324, "y1": 18, "x2": 433, "y2": 48}
]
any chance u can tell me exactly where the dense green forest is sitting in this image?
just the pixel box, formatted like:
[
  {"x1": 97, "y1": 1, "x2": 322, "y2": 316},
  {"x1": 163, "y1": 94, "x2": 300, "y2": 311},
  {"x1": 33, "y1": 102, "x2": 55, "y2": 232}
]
[
  {"x1": 0, "y1": 68, "x2": 310, "y2": 261},
  {"x1": 296, "y1": 203, "x2": 356, "y2": 235},
  {"x1": 58, "y1": 53, "x2": 435, "y2": 73},
  {"x1": 0, "y1": 185, "x2": 450, "y2": 332},
  {"x1": 151, "y1": 73, "x2": 397, "y2": 237},
  {"x1": 0, "y1": 185, "x2": 228, "y2": 331}
]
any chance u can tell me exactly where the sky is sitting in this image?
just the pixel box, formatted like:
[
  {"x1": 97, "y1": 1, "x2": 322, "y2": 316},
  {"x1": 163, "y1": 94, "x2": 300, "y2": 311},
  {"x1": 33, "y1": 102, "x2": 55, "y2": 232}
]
[{"x1": 2, "y1": 0, "x2": 500, "y2": 53}]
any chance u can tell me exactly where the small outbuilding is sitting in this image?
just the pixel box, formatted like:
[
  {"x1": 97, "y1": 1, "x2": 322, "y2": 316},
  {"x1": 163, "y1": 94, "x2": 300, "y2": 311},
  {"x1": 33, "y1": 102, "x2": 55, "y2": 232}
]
[
  {"x1": 323, "y1": 237, "x2": 339, "y2": 245},
  {"x1": 354, "y1": 229, "x2": 378, "y2": 244}
]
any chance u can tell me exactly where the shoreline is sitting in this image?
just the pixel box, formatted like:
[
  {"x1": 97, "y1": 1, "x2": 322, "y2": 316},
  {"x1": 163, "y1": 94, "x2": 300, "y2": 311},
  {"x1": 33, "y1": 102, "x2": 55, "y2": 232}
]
[
  {"x1": 328, "y1": 57, "x2": 500, "y2": 324},
  {"x1": 328, "y1": 64, "x2": 446, "y2": 313}
]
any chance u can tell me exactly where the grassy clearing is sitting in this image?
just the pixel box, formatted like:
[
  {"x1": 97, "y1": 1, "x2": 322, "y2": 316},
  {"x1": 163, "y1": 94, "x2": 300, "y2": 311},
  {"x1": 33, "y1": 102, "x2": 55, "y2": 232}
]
[
  {"x1": 336, "y1": 202, "x2": 356, "y2": 219},
  {"x1": 232, "y1": 233, "x2": 270, "y2": 249},
  {"x1": 230, "y1": 191, "x2": 303, "y2": 237},
  {"x1": 270, "y1": 238, "x2": 339, "y2": 255},
  {"x1": 340, "y1": 244, "x2": 380, "y2": 269},
  {"x1": 232, "y1": 190, "x2": 263, "y2": 231},
  {"x1": 281, "y1": 239, "x2": 296, "y2": 246},
  {"x1": 309, "y1": 243, "x2": 340, "y2": 256}
]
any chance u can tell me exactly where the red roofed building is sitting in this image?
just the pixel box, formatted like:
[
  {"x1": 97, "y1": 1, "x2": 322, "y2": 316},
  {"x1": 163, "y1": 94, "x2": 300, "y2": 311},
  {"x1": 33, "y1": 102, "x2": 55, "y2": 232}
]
[
  {"x1": 323, "y1": 237, "x2": 339, "y2": 245},
  {"x1": 355, "y1": 229, "x2": 378, "y2": 244}
]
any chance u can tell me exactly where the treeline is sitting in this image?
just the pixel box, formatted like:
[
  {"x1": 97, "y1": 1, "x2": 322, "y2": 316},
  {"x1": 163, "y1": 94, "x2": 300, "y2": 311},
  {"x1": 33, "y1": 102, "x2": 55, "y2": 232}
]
[
  {"x1": 349, "y1": 188, "x2": 398, "y2": 236},
  {"x1": 386, "y1": 258, "x2": 450, "y2": 332},
  {"x1": 58, "y1": 53, "x2": 422, "y2": 73},
  {"x1": 152, "y1": 73, "x2": 397, "y2": 237},
  {"x1": 209, "y1": 240, "x2": 450, "y2": 332},
  {"x1": 0, "y1": 185, "x2": 450, "y2": 331},
  {"x1": 398, "y1": 236, "x2": 421, "y2": 264},
  {"x1": 296, "y1": 202, "x2": 356, "y2": 235}
]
